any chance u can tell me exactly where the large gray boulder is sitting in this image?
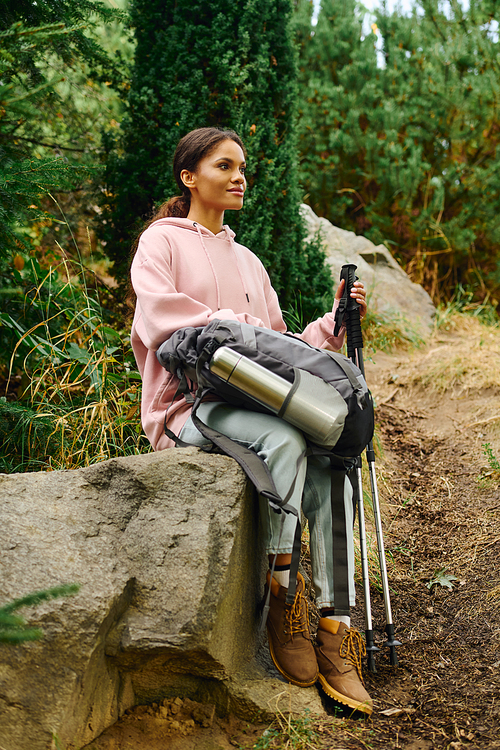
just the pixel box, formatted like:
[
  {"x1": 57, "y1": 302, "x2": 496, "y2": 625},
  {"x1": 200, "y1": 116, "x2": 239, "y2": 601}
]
[
  {"x1": 301, "y1": 204, "x2": 435, "y2": 331},
  {"x1": 0, "y1": 449, "x2": 325, "y2": 750}
]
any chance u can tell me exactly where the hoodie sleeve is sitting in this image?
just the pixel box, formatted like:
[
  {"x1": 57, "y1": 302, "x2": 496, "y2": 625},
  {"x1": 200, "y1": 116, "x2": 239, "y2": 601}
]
[
  {"x1": 296, "y1": 299, "x2": 346, "y2": 351},
  {"x1": 263, "y1": 266, "x2": 345, "y2": 350},
  {"x1": 256, "y1": 257, "x2": 344, "y2": 349}
]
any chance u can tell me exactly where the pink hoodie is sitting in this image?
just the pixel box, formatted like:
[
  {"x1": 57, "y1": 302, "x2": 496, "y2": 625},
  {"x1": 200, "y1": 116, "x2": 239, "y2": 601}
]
[{"x1": 131, "y1": 218, "x2": 345, "y2": 450}]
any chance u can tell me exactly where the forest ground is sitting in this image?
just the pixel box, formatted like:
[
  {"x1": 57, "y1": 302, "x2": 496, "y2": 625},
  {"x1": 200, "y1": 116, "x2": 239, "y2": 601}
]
[{"x1": 85, "y1": 315, "x2": 500, "y2": 750}]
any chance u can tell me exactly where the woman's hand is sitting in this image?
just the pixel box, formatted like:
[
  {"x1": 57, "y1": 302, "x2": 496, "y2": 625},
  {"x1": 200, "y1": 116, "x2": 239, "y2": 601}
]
[{"x1": 335, "y1": 279, "x2": 367, "y2": 321}]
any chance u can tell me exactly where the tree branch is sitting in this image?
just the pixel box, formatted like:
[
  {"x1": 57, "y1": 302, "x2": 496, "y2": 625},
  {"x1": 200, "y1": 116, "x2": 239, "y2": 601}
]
[{"x1": 5, "y1": 134, "x2": 92, "y2": 153}]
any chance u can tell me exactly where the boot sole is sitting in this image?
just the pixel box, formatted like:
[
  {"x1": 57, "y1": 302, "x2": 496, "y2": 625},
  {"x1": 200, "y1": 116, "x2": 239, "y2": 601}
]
[
  {"x1": 317, "y1": 674, "x2": 373, "y2": 715},
  {"x1": 267, "y1": 635, "x2": 319, "y2": 688}
]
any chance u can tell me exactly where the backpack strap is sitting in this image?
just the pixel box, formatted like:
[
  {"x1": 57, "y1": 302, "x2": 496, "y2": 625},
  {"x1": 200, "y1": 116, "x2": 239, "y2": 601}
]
[
  {"x1": 179, "y1": 389, "x2": 307, "y2": 620},
  {"x1": 260, "y1": 511, "x2": 303, "y2": 633},
  {"x1": 330, "y1": 465, "x2": 350, "y2": 616},
  {"x1": 162, "y1": 370, "x2": 197, "y2": 448},
  {"x1": 189, "y1": 391, "x2": 297, "y2": 514},
  {"x1": 280, "y1": 442, "x2": 354, "y2": 612},
  {"x1": 188, "y1": 391, "x2": 307, "y2": 626},
  {"x1": 165, "y1": 378, "x2": 353, "y2": 619},
  {"x1": 325, "y1": 351, "x2": 369, "y2": 409},
  {"x1": 347, "y1": 457, "x2": 361, "y2": 523}
]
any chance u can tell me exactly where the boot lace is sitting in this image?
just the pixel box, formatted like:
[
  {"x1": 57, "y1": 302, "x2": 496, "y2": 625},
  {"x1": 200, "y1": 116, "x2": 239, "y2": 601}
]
[
  {"x1": 284, "y1": 589, "x2": 310, "y2": 640},
  {"x1": 339, "y1": 629, "x2": 367, "y2": 683}
]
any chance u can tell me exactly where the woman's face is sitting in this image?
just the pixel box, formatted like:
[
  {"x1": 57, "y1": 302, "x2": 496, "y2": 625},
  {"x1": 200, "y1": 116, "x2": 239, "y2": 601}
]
[{"x1": 181, "y1": 139, "x2": 247, "y2": 212}]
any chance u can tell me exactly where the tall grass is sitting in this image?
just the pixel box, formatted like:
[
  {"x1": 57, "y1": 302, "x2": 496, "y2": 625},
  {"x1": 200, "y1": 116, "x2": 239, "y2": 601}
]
[
  {"x1": 283, "y1": 294, "x2": 424, "y2": 354},
  {"x1": 362, "y1": 307, "x2": 425, "y2": 354},
  {"x1": 435, "y1": 283, "x2": 500, "y2": 329},
  {"x1": 0, "y1": 256, "x2": 150, "y2": 472}
]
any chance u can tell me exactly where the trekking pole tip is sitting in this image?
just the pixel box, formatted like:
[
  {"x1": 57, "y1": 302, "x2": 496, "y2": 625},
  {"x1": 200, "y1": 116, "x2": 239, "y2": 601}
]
[
  {"x1": 364, "y1": 629, "x2": 380, "y2": 673},
  {"x1": 384, "y1": 623, "x2": 402, "y2": 666},
  {"x1": 389, "y1": 647, "x2": 400, "y2": 667}
]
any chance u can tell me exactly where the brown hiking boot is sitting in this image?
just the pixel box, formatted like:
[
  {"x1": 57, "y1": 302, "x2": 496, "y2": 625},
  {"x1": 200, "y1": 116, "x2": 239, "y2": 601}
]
[
  {"x1": 265, "y1": 571, "x2": 319, "y2": 687},
  {"x1": 315, "y1": 618, "x2": 373, "y2": 715}
]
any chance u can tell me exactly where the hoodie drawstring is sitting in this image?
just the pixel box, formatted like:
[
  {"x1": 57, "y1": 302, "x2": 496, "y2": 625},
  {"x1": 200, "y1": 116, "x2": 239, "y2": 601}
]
[
  {"x1": 225, "y1": 226, "x2": 250, "y2": 304},
  {"x1": 194, "y1": 222, "x2": 222, "y2": 310},
  {"x1": 193, "y1": 222, "x2": 250, "y2": 309}
]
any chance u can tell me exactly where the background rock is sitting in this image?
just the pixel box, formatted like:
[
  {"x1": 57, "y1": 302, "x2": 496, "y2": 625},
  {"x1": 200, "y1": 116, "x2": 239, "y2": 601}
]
[
  {"x1": 301, "y1": 204, "x2": 436, "y2": 332},
  {"x1": 0, "y1": 448, "x2": 325, "y2": 750}
]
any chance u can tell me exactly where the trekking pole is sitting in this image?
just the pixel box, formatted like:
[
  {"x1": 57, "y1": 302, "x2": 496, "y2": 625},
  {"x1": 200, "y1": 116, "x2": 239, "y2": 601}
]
[
  {"x1": 335, "y1": 264, "x2": 401, "y2": 667},
  {"x1": 352, "y1": 453, "x2": 380, "y2": 672}
]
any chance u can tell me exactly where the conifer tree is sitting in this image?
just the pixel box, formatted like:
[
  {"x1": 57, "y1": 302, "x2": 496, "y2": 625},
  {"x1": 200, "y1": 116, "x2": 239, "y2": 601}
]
[
  {"x1": 376, "y1": 0, "x2": 500, "y2": 298},
  {"x1": 0, "y1": 22, "x2": 87, "y2": 280},
  {"x1": 0, "y1": 0, "x2": 119, "y2": 87},
  {"x1": 296, "y1": 0, "x2": 500, "y2": 303},
  {"x1": 296, "y1": 0, "x2": 379, "y2": 232},
  {"x1": 104, "y1": 0, "x2": 332, "y2": 320},
  {"x1": 0, "y1": 1, "x2": 121, "y2": 267}
]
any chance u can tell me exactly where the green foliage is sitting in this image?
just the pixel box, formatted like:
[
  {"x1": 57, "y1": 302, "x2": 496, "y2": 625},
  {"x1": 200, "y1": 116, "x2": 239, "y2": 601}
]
[
  {"x1": 0, "y1": 398, "x2": 58, "y2": 472},
  {"x1": 0, "y1": 583, "x2": 79, "y2": 644},
  {"x1": 0, "y1": 2, "x2": 125, "y2": 165},
  {"x1": 51, "y1": 735, "x2": 67, "y2": 750},
  {"x1": 0, "y1": 21, "x2": 85, "y2": 260},
  {"x1": 0, "y1": 257, "x2": 149, "y2": 472},
  {"x1": 0, "y1": 20, "x2": 73, "y2": 138},
  {"x1": 296, "y1": 0, "x2": 500, "y2": 305},
  {"x1": 482, "y1": 443, "x2": 500, "y2": 475},
  {"x1": 295, "y1": 0, "x2": 379, "y2": 226},
  {"x1": 0, "y1": 0, "x2": 120, "y2": 84},
  {"x1": 0, "y1": 1, "x2": 141, "y2": 474},
  {"x1": 426, "y1": 568, "x2": 458, "y2": 591},
  {"x1": 103, "y1": 0, "x2": 333, "y2": 322},
  {"x1": 247, "y1": 710, "x2": 319, "y2": 750},
  {"x1": 0, "y1": 1, "x2": 132, "y2": 163},
  {"x1": 361, "y1": 307, "x2": 425, "y2": 354},
  {"x1": 0, "y1": 153, "x2": 89, "y2": 264},
  {"x1": 0, "y1": 2, "x2": 129, "y2": 275},
  {"x1": 435, "y1": 284, "x2": 500, "y2": 329}
]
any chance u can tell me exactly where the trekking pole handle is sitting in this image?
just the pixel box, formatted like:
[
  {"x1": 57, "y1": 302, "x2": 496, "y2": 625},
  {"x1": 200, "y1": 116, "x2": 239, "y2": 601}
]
[
  {"x1": 341, "y1": 263, "x2": 359, "y2": 300},
  {"x1": 334, "y1": 264, "x2": 364, "y2": 364}
]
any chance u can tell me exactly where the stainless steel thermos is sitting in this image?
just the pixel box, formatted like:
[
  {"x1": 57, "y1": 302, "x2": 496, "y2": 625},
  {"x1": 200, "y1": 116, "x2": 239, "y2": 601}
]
[{"x1": 209, "y1": 346, "x2": 348, "y2": 448}]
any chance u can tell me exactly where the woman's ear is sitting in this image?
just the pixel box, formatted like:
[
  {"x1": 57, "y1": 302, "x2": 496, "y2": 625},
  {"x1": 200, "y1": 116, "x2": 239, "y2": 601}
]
[{"x1": 180, "y1": 169, "x2": 196, "y2": 190}]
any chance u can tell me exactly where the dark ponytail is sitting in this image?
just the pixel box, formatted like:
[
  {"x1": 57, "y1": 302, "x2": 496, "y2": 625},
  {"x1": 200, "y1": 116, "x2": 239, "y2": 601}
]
[{"x1": 160, "y1": 194, "x2": 191, "y2": 218}]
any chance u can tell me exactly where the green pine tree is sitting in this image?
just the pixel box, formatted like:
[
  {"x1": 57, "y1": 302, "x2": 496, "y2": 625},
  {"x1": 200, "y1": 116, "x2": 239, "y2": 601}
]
[
  {"x1": 0, "y1": 2, "x2": 124, "y2": 268},
  {"x1": 103, "y1": 0, "x2": 333, "y2": 321},
  {"x1": 296, "y1": 0, "x2": 379, "y2": 228},
  {"x1": 296, "y1": 0, "x2": 500, "y2": 304},
  {"x1": 375, "y1": 0, "x2": 500, "y2": 300}
]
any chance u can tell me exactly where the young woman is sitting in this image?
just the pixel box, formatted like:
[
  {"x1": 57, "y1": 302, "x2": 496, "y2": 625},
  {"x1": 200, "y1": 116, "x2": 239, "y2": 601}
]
[{"x1": 130, "y1": 127, "x2": 372, "y2": 714}]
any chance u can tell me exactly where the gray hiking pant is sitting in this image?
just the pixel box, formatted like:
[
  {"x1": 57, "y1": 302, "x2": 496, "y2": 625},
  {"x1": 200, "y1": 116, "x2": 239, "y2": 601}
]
[{"x1": 179, "y1": 402, "x2": 356, "y2": 609}]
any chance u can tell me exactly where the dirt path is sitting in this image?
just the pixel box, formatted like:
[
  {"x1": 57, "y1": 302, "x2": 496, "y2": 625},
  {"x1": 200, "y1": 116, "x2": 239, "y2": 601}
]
[
  {"x1": 86, "y1": 319, "x2": 500, "y2": 750},
  {"x1": 342, "y1": 318, "x2": 500, "y2": 750}
]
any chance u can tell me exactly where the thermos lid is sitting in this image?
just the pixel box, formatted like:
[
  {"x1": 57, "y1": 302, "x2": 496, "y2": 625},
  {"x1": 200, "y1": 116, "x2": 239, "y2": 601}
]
[{"x1": 210, "y1": 347, "x2": 242, "y2": 381}]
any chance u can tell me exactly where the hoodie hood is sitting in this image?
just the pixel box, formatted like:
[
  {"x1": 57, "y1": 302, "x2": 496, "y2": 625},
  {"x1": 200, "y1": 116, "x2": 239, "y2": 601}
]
[{"x1": 149, "y1": 217, "x2": 236, "y2": 240}]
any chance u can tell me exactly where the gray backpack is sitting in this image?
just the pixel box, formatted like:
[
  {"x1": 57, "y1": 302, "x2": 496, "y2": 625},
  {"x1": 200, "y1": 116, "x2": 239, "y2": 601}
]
[{"x1": 157, "y1": 318, "x2": 373, "y2": 458}]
